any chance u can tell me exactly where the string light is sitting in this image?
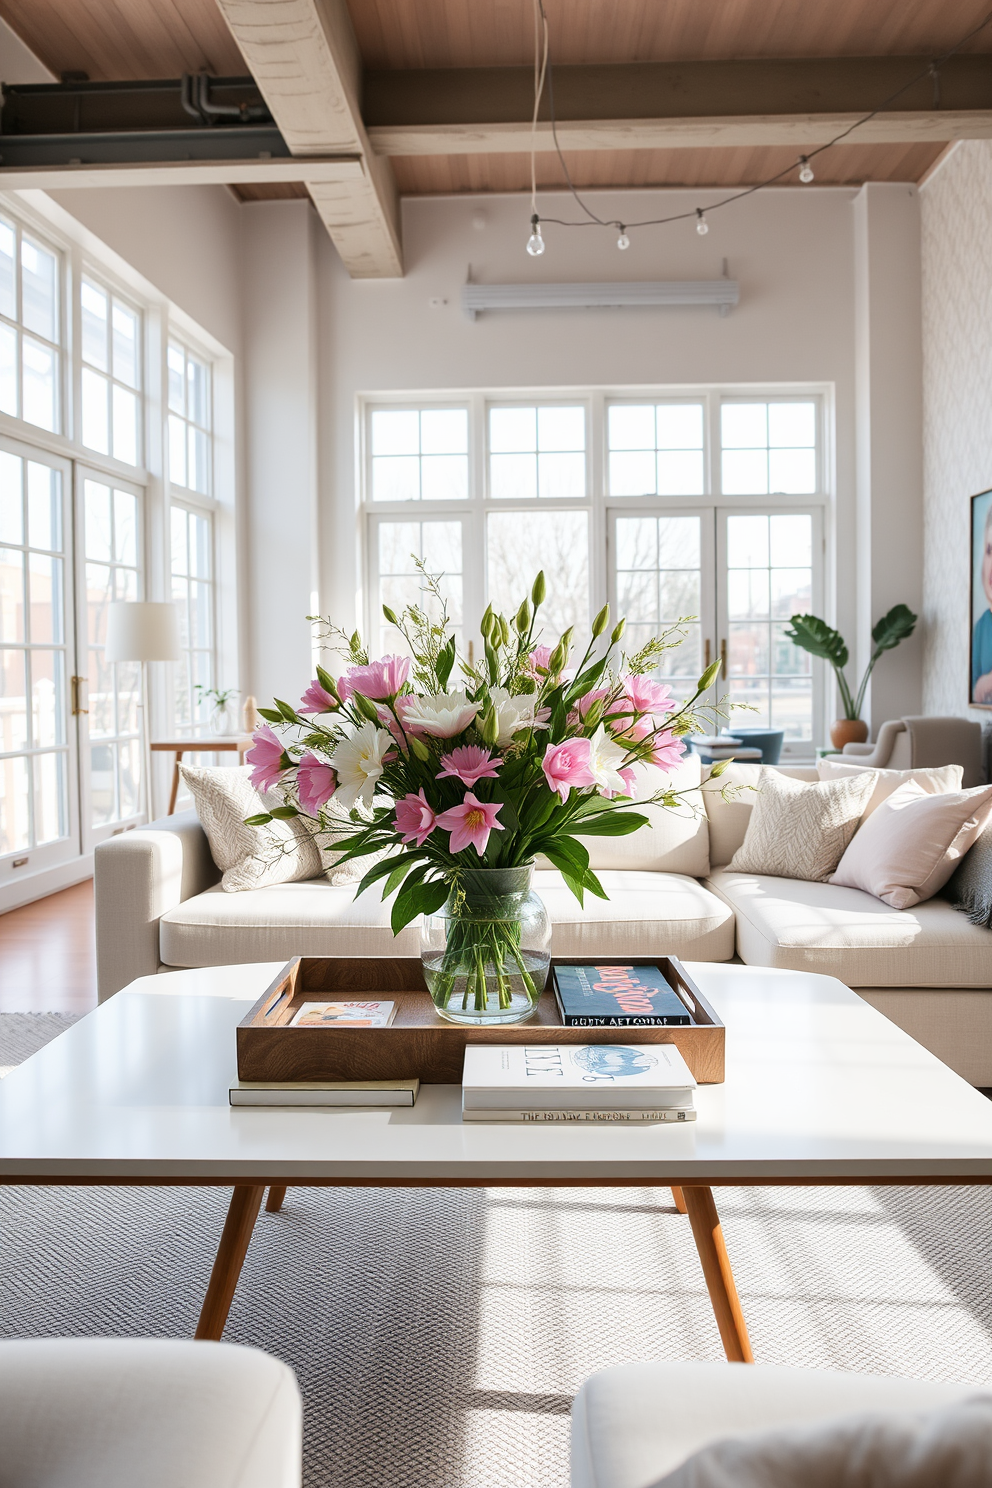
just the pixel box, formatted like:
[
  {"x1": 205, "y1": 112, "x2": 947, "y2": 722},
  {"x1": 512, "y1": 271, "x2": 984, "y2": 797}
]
[
  {"x1": 524, "y1": 0, "x2": 992, "y2": 258},
  {"x1": 526, "y1": 214, "x2": 546, "y2": 255}
]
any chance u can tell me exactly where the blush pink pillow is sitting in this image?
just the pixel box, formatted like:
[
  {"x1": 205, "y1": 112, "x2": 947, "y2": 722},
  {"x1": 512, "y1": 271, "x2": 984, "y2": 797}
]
[{"x1": 830, "y1": 780, "x2": 992, "y2": 909}]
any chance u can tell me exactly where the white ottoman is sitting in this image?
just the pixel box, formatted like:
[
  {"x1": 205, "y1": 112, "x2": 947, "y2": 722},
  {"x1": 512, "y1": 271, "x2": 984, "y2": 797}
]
[
  {"x1": 571, "y1": 1360, "x2": 976, "y2": 1488},
  {"x1": 0, "y1": 1338, "x2": 301, "y2": 1488}
]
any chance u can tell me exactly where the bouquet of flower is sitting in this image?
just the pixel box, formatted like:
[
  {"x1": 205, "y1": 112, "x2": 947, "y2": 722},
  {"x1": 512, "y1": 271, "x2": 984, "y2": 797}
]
[{"x1": 245, "y1": 570, "x2": 722, "y2": 1023}]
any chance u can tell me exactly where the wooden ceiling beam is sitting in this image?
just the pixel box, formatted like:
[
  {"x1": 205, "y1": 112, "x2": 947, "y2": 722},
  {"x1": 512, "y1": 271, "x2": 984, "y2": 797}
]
[
  {"x1": 364, "y1": 54, "x2": 992, "y2": 155},
  {"x1": 0, "y1": 158, "x2": 362, "y2": 190},
  {"x1": 215, "y1": 0, "x2": 402, "y2": 278}
]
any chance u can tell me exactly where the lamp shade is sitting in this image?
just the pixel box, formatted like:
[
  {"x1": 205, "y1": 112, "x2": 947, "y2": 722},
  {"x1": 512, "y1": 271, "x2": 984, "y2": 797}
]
[{"x1": 104, "y1": 601, "x2": 182, "y2": 663}]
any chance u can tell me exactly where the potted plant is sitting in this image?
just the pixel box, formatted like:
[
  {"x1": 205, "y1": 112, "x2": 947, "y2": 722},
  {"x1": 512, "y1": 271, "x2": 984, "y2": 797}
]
[
  {"x1": 784, "y1": 605, "x2": 917, "y2": 750},
  {"x1": 194, "y1": 685, "x2": 239, "y2": 736},
  {"x1": 244, "y1": 569, "x2": 724, "y2": 1026}
]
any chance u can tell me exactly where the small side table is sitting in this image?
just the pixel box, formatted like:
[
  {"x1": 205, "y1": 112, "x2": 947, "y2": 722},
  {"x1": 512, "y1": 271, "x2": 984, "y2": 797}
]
[{"x1": 151, "y1": 737, "x2": 253, "y2": 815}]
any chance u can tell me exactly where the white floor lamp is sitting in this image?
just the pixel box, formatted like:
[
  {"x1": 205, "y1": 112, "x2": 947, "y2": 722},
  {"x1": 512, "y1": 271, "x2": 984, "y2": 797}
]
[{"x1": 104, "y1": 601, "x2": 181, "y2": 822}]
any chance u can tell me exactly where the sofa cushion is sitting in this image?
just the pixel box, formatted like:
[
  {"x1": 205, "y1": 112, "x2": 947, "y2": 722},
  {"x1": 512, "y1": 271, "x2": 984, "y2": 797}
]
[
  {"x1": 707, "y1": 867, "x2": 992, "y2": 987},
  {"x1": 160, "y1": 870, "x2": 735, "y2": 968},
  {"x1": 581, "y1": 755, "x2": 710, "y2": 877},
  {"x1": 727, "y1": 767, "x2": 874, "y2": 882},
  {"x1": 701, "y1": 763, "x2": 818, "y2": 868}
]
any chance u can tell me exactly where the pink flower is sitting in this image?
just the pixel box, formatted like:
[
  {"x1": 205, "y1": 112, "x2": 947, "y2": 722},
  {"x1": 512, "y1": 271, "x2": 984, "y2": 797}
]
[
  {"x1": 435, "y1": 791, "x2": 505, "y2": 856},
  {"x1": 299, "y1": 679, "x2": 337, "y2": 715},
  {"x1": 568, "y1": 688, "x2": 608, "y2": 729},
  {"x1": 339, "y1": 654, "x2": 411, "y2": 701},
  {"x1": 436, "y1": 746, "x2": 501, "y2": 788},
  {"x1": 622, "y1": 674, "x2": 676, "y2": 718},
  {"x1": 525, "y1": 644, "x2": 555, "y2": 678},
  {"x1": 645, "y1": 729, "x2": 687, "y2": 773},
  {"x1": 246, "y1": 725, "x2": 290, "y2": 792},
  {"x1": 296, "y1": 752, "x2": 337, "y2": 815},
  {"x1": 541, "y1": 738, "x2": 596, "y2": 801},
  {"x1": 394, "y1": 789, "x2": 437, "y2": 848}
]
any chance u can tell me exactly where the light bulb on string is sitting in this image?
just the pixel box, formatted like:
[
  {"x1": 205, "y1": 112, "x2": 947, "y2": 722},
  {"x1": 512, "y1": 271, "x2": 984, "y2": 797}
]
[
  {"x1": 799, "y1": 157, "x2": 814, "y2": 184},
  {"x1": 526, "y1": 214, "x2": 546, "y2": 256},
  {"x1": 617, "y1": 226, "x2": 630, "y2": 250},
  {"x1": 696, "y1": 209, "x2": 709, "y2": 236}
]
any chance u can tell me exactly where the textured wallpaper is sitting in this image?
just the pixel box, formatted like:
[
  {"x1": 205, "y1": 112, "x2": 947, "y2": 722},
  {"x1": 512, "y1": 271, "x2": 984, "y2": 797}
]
[{"x1": 920, "y1": 141, "x2": 992, "y2": 737}]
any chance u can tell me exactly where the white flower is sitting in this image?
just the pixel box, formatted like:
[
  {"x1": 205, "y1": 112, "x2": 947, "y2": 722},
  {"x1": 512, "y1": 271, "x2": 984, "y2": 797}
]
[
  {"x1": 327, "y1": 721, "x2": 393, "y2": 809},
  {"x1": 489, "y1": 687, "x2": 551, "y2": 747},
  {"x1": 587, "y1": 724, "x2": 630, "y2": 797},
  {"x1": 399, "y1": 689, "x2": 481, "y2": 739}
]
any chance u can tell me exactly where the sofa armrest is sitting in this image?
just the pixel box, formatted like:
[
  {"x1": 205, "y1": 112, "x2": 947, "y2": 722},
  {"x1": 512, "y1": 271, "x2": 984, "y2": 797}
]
[
  {"x1": 840, "y1": 743, "x2": 875, "y2": 756},
  {"x1": 94, "y1": 811, "x2": 218, "y2": 1001}
]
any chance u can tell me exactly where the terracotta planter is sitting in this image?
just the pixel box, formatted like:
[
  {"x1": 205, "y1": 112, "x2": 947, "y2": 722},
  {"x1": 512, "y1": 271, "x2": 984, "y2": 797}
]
[{"x1": 829, "y1": 717, "x2": 869, "y2": 751}]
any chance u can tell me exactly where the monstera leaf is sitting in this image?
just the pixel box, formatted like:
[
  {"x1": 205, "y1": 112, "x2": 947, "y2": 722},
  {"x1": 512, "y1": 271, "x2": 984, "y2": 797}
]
[
  {"x1": 871, "y1": 604, "x2": 917, "y2": 654},
  {"x1": 784, "y1": 614, "x2": 850, "y2": 671}
]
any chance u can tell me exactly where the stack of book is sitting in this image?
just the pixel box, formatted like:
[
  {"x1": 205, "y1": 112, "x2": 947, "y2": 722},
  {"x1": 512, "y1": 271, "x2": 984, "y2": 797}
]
[{"x1": 461, "y1": 1042, "x2": 696, "y2": 1123}]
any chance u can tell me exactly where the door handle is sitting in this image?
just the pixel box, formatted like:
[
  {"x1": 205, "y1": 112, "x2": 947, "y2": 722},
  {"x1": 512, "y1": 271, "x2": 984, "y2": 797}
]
[
  {"x1": 720, "y1": 639, "x2": 727, "y2": 679},
  {"x1": 71, "y1": 676, "x2": 89, "y2": 715},
  {"x1": 704, "y1": 638, "x2": 711, "y2": 669}
]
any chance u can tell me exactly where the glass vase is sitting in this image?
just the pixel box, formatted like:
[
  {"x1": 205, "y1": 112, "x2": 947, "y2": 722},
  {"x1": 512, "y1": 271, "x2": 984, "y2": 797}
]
[{"x1": 420, "y1": 864, "x2": 551, "y2": 1025}]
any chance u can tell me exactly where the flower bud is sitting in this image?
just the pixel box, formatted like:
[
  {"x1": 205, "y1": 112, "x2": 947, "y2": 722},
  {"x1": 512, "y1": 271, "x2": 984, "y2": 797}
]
[
  {"x1": 611, "y1": 618, "x2": 626, "y2": 645},
  {"x1": 382, "y1": 604, "x2": 398, "y2": 626},
  {"x1": 548, "y1": 641, "x2": 567, "y2": 674},
  {"x1": 352, "y1": 692, "x2": 380, "y2": 723},
  {"x1": 591, "y1": 602, "x2": 610, "y2": 638},
  {"x1": 480, "y1": 605, "x2": 494, "y2": 640},
  {"x1": 315, "y1": 665, "x2": 339, "y2": 700},
  {"x1": 480, "y1": 705, "x2": 499, "y2": 746},
  {"x1": 531, "y1": 571, "x2": 546, "y2": 606},
  {"x1": 515, "y1": 600, "x2": 531, "y2": 634},
  {"x1": 409, "y1": 736, "x2": 431, "y2": 761},
  {"x1": 583, "y1": 698, "x2": 604, "y2": 729},
  {"x1": 498, "y1": 615, "x2": 511, "y2": 647}
]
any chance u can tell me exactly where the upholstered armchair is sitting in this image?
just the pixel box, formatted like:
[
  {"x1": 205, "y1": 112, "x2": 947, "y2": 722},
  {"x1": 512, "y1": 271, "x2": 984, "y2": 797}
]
[{"x1": 841, "y1": 715, "x2": 984, "y2": 786}]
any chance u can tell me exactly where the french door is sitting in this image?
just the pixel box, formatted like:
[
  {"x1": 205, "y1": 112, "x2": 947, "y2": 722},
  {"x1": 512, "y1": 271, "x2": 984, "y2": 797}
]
[
  {"x1": 609, "y1": 504, "x2": 823, "y2": 753},
  {"x1": 0, "y1": 437, "x2": 78, "y2": 887}
]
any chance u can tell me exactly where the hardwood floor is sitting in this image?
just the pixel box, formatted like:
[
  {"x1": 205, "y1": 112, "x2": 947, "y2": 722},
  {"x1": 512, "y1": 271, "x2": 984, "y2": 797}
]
[{"x1": 0, "y1": 880, "x2": 97, "y2": 1012}]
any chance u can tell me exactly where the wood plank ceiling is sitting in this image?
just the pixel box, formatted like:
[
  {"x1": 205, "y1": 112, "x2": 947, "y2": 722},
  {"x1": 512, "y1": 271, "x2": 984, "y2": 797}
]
[{"x1": 1, "y1": 0, "x2": 991, "y2": 202}]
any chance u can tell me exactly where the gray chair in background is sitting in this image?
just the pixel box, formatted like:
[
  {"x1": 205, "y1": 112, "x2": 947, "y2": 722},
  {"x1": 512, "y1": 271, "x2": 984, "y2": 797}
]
[
  {"x1": 0, "y1": 1338, "x2": 302, "y2": 1488},
  {"x1": 841, "y1": 715, "x2": 984, "y2": 786}
]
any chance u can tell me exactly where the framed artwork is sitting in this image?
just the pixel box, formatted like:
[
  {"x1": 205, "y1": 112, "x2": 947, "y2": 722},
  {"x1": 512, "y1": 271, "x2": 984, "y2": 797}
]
[{"x1": 971, "y1": 488, "x2": 992, "y2": 707}]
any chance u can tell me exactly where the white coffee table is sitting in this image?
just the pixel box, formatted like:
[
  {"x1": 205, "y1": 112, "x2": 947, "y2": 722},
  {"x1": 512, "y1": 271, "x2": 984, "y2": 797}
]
[{"x1": 4, "y1": 961, "x2": 992, "y2": 1362}]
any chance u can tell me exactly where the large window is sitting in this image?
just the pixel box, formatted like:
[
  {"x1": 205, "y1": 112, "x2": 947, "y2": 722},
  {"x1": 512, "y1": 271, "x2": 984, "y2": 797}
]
[
  {"x1": 363, "y1": 390, "x2": 828, "y2": 754},
  {"x1": 0, "y1": 217, "x2": 60, "y2": 434}
]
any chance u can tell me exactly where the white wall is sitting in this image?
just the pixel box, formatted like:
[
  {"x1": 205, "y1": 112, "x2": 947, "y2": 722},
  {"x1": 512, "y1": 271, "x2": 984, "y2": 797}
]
[
  {"x1": 316, "y1": 185, "x2": 923, "y2": 738},
  {"x1": 920, "y1": 142, "x2": 992, "y2": 740}
]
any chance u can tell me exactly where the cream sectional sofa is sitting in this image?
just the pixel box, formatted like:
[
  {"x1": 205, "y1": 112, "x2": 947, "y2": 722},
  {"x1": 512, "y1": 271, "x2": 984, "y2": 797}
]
[{"x1": 94, "y1": 758, "x2": 992, "y2": 1083}]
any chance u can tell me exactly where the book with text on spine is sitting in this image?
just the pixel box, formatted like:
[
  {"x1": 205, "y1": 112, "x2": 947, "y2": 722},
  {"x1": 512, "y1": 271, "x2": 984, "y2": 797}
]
[
  {"x1": 462, "y1": 1107, "x2": 696, "y2": 1124},
  {"x1": 230, "y1": 1078, "x2": 418, "y2": 1108},
  {"x1": 553, "y1": 964, "x2": 693, "y2": 1026},
  {"x1": 462, "y1": 1043, "x2": 695, "y2": 1113}
]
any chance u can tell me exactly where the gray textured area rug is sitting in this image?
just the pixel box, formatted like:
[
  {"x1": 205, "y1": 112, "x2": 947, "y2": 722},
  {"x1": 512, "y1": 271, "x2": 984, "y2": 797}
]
[{"x1": 2, "y1": 1015, "x2": 992, "y2": 1488}]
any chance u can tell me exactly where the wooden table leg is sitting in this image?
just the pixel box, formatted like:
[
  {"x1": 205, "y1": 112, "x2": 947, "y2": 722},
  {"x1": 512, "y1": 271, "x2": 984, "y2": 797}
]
[
  {"x1": 265, "y1": 1185, "x2": 287, "y2": 1213},
  {"x1": 194, "y1": 1185, "x2": 265, "y2": 1341},
  {"x1": 167, "y1": 750, "x2": 182, "y2": 815},
  {"x1": 671, "y1": 1185, "x2": 688, "y2": 1214},
  {"x1": 681, "y1": 1185, "x2": 754, "y2": 1363}
]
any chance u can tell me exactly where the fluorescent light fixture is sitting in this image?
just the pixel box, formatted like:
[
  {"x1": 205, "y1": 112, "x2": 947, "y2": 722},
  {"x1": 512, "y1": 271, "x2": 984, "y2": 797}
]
[{"x1": 462, "y1": 279, "x2": 739, "y2": 320}]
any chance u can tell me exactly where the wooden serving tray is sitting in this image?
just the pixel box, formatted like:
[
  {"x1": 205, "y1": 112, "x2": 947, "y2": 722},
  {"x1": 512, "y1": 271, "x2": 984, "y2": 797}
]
[{"x1": 236, "y1": 957, "x2": 725, "y2": 1085}]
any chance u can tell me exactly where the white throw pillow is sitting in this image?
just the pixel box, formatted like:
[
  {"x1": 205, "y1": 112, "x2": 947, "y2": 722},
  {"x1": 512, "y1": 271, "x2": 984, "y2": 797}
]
[
  {"x1": 817, "y1": 758, "x2": 963, "y2": 818},
  {"x1": 830, "y1": 779, "x2": 992, "y2": 909},
  {"x1": 727, "y1": 767, "x2": 875, "y2": 882},
  {"x1": 179, "y1": 764, "x2": 323, "y2": 892}
]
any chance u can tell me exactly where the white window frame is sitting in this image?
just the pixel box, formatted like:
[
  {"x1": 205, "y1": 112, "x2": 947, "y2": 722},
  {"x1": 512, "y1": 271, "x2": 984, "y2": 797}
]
[
  {"x1": 78, "y1": 270, "x2": 144, "y2": 470},
  {"x1": 167, "y1": 338, "x2": 213, "y2": 498},
  {"x1": 360, "y1": 385, "x2": 832, "y2": 759}
]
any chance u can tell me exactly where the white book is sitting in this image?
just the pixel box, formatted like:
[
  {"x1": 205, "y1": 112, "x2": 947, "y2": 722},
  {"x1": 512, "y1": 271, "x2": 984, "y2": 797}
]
[
  {"x1": 462, "y1": 1107, "x2": 697, "y2": 1124},
  {"x1": 230, "y1": 1079, "x2": 418, "y2": 1108},
  {"x1": 461, "y1": 1043, "x2": 696, "y2": 1112}
]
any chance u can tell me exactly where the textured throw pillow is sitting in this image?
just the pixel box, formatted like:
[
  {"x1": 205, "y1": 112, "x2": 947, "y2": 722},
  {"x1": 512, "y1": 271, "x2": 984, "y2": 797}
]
[
  {"x1": 830, "y1": 780, "x2": 992, "y2": 909},
  {"x1": 946, "y1": 822, "x2": 992, "y2": 928},
  {"x1": 179, "y1": 764, "x2": 323, "y2": 892},
  {"x1": 726, "y1": 767, "x2": 875, "y2": 882},
  {"x1": 651, "y1": 1394, "x2": 992, "y2": 1488},
  {"x1": 817, "y1": 758, "x2": 963, "y2": 819}
]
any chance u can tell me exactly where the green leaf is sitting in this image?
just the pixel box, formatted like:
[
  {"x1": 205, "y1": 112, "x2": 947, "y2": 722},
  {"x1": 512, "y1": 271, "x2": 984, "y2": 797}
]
[
  {"x1": 351, "y1": 851, "x2": 421, "y2": 897},
  {"x1": 563, "y1": 811, "x2": 648, "y2": 837},
  {"x1": 539, "y1": 838, "x2": 590, "y2": 876},
  {"x1": 269, "y1": 805, "x2": 299, "y2": 819},
  {"x1": 871, "y1": 603, "x2": 917, "y2": 653},
  {"x1": 436, "y1": 636, "x2": 456, "y2": 690},
  {"x1": 783, "y1": 614, "x2": 849, "y2": 670},
  {"x1": 390, "y1": 876, "x2": 449, "y2": 935},
  {"x1": 561, "y1": 870, "x2": 585, "y2": 907},
  {"x1": 379, "y1": 858, "x2": 421, "y2": 901},
  {"x1": 274, "y1": 697, "x2": 300, "y2": 723},
  {"x1": 566, "y1": 657, "x2": 607, "y2": 701},
  {"x1": 257, "y1": 707, "x2": 282, "y2": 724},
  {"x1": 581, "y1": 867, "x2": 609, "y2": 901},
  {"x1": 243, "y1": 813, "x2": 272, "y2": 826}
]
